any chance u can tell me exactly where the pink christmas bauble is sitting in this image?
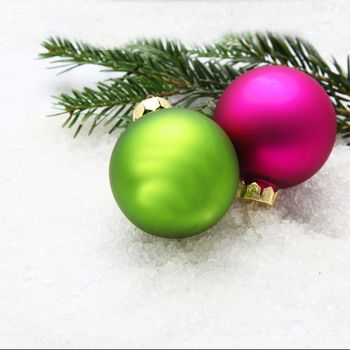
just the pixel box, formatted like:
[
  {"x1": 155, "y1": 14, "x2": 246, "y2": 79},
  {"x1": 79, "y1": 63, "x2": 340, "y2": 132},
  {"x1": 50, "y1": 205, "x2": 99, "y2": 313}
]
[{"x1": 213, "y1": 65, "x2": 337, "y2": 190}]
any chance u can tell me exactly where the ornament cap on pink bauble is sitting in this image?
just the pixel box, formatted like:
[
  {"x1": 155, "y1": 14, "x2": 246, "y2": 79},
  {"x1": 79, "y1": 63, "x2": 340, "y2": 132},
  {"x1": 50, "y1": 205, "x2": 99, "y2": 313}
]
[{"x1": 214, "y1": 65, "x2": 337, "y2": 196}]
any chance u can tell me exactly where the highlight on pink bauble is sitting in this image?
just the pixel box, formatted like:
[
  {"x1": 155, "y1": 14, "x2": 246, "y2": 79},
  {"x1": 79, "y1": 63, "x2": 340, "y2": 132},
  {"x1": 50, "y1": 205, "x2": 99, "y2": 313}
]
[{"x1": 214, "y1": 65, "x2": 337, "y2": 194}]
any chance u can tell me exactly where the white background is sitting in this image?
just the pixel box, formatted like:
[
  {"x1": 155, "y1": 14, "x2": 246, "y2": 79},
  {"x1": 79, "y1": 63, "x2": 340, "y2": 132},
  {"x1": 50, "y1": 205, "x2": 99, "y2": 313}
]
[{"x1": 1, "y1": 0, "x2": 350, "y2": 348}]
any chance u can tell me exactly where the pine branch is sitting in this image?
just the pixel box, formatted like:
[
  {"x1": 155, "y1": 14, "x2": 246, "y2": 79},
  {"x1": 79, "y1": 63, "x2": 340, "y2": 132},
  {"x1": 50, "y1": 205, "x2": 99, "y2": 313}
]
[
  {"x1": 200, "y1": 33, "x2": 350, "y2": 136},
  {"x1": 40, "y1": 33, "x2": 350, "y2": 143},
  {"x1": 41, "y1": 37, "x2": 244, "y2": 135},
  {"x1": 40, "y1": 37, "x2": 143, "y2": 73}
]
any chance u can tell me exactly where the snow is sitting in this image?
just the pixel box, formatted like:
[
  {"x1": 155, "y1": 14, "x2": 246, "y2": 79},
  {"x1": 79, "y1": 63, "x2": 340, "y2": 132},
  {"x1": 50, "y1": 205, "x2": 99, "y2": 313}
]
[{"x1": 1, "y1": 0, "x2": 350, "y2": 348}]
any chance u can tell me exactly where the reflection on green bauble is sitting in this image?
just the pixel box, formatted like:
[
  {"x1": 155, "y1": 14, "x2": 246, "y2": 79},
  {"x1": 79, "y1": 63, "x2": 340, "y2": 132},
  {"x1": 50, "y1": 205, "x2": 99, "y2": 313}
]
[{"x1": 109, "y1": 108, "x2": 239, "y2": 238}]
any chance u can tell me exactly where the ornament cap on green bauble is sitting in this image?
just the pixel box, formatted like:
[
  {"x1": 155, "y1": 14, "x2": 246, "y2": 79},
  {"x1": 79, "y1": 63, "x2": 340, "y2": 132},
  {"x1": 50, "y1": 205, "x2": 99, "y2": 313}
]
[
  {"x1": 109, "y1": 96, "x2": 240, "y2": 239},
  {"x1": 214, "y1": 65, "x2": 337, "y2": 206}
]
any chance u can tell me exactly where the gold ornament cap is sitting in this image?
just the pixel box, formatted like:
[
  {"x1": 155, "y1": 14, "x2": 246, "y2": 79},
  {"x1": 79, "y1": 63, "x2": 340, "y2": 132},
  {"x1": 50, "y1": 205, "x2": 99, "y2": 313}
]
[
  {"x1": 237, "y1": 181, "x2": 278, "y2": 206},
  {"x1": 133, "y1": 95, "x2": 172, "y2": 121}
]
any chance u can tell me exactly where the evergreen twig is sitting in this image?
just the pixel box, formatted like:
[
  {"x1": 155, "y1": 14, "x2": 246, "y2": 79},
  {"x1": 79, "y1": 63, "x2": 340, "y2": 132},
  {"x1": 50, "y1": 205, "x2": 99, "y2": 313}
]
[{"x1": 40, "y1": 33, "x2": 350, "y2": 143}]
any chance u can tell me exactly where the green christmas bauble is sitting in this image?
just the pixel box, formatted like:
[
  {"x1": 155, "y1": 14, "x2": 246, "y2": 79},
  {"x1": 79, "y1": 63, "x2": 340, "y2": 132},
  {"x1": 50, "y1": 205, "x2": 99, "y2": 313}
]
[{"x1": 109, "y1": 108, "x2": 239, "y2": 238}]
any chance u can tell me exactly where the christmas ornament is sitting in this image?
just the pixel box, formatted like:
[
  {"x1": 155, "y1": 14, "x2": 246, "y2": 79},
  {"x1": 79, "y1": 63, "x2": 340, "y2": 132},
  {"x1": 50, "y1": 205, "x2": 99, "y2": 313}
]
[
  {"x1": 214, "y1": 65, "x2": 337, "y2": 205},
  {"x1": 109, "y1": 98, "x2": 239, "y2": 238}
]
